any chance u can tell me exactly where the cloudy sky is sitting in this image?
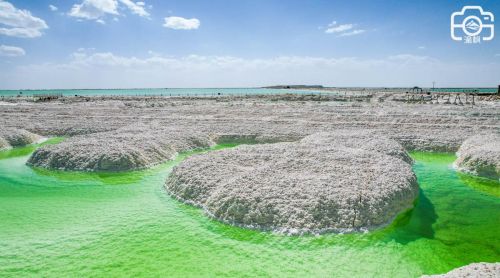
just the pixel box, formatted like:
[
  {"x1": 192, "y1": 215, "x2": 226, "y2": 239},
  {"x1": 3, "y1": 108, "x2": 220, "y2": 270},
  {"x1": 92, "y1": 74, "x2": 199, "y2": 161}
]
[{"x1": 0, "y1": 0, "x2": 499, "y2": 89}]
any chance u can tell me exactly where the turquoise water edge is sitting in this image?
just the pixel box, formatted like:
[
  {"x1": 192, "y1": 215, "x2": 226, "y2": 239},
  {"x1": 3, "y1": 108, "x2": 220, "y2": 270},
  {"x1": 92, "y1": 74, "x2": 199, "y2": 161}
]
[
  {"x1": 0, "y1": 143, "x2": 498, "y2": 277},
  {"x1": 1, "y1": 88, "x2": 312, "y2": 97},
  {"x1": 0, "y1": 87, "x2": 497, "y2": 97}
]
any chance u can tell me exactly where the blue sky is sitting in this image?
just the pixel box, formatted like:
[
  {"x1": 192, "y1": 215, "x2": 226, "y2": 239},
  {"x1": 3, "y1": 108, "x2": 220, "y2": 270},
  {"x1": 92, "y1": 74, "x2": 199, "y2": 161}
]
[{"x1": 0, "y1": 0, "x2": 499, "y2": 89}]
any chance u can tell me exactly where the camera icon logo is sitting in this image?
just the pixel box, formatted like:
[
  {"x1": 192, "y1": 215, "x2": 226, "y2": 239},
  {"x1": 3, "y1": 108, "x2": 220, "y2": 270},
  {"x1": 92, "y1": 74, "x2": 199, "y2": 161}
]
[{"x1": 451, "y1": 6, "x2": 494, "y2": 43}]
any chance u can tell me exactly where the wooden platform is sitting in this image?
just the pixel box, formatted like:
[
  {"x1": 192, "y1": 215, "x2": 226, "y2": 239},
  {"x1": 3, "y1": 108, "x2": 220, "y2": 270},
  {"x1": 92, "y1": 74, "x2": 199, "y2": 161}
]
[{"x1": 33, "y1": 93, "x2": 63, "y2": 102}]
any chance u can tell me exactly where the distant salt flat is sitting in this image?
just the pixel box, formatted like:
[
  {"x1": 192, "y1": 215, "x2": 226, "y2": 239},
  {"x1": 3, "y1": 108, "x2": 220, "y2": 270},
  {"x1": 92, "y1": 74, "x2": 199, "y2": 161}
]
[
  {"x1": 0, "y1": 87, "x2": 497, "y2": 97},
  {"x1": 0, "y1": 102, "x2": 19, "y2": 106},
  {"x1": 0, "y1": 88, "x2": 318, "y2": 97}
]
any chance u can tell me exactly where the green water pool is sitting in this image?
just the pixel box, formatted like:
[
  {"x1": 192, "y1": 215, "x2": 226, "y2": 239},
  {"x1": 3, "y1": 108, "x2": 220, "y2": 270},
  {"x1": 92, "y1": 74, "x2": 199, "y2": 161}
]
[{"x1": 0, "y1": 144, "x2": 498, "y2": 277}]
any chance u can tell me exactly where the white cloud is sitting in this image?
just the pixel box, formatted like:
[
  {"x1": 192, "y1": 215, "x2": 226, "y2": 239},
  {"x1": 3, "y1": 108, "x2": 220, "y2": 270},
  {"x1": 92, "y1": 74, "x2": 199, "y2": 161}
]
[
  {"x1": 338, "y1": 29, "x2": 365, "y2": 37},
  {"x1": 327, "y1": 21, "x2": 337, "y2": 27},
  {"x1": 325, "y1": 21, "x2": 365, "y2": 37},
  {"x1": 325, "y1": 24, "x2": 353, "y2": 34},
  {"x1": 147, "y1": 50, "x2": 161, "y2": 57},
  {"x1": 68, "y1": 0, "x2": 149, "y2": 21},
  {"x1": 0, "y1": 0, "x2": 48, "y2": 38},
  {"x1": 119, "y1": 0, "x2": 149, "y2": 17},
  {"x1": 69, "y1": 0, "x2": 119, "y2": 20},
  {"x1": 0, "y1": 45, "x2": 25, "y2": 57},
  {"x1": 49, "y1": 4, "x2": 58, "y2": 11},
  {"x1": 0, "y1": 27, "x2": 41, "y2": 37},
  {"x1": 418, "y1": 46, "x2": 426, "y2": 50},
  {"x1": 495, "y1": 54, "x2": 500, "y2": 57},
  {"x1": 3, "y1": 51, "x2": 499, "y2": 89},
  {"x1": 163, "y1": 16, "x2": 200, "y2": 30},
  {"x1": 96, "y1": 19, "x2": 106, "y2": 24},
  {"x1": 388, "y1": 54, "x2": 437, "y2": 63}
]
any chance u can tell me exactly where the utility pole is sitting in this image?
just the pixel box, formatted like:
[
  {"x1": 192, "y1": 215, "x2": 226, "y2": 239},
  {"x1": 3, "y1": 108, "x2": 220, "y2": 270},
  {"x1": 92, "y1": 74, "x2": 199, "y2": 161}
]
[{"x1": 432, "y1": 81, "x2": 436, "y2": 89}]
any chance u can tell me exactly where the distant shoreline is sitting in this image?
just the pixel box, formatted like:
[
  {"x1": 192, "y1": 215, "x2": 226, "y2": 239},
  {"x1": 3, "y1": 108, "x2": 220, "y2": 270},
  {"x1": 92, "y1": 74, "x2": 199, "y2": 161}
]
[{"x1": 0, "y1": 86, "x2": 498, "y2": 91}]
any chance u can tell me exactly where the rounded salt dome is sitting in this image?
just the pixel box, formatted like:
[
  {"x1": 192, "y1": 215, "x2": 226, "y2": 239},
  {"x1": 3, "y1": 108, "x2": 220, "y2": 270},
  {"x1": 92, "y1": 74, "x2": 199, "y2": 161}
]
[
  {"x1": 166, "y1": 133, "x2": 418, "y2": 234},
  {"x1": 454, "y1": 133, "x2": 500, "y2": 180}
]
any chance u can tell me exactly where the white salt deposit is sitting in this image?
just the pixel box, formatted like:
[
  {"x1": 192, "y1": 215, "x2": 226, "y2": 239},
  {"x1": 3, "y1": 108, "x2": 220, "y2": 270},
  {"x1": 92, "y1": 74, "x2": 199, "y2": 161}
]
[
  {"x1": 166, "y1": 132, "x2": 418, "y2": 234},
  {"x1": 421, "y1": 263, "x2": 500, "y2": 278},
  {"x1": 27, "y1": 123, "x2": 216, "y2": 171},
  {"x1": 0, "y1": 128, "x2": 41, "y2": 150},
  {"x1": 454, "y1": 134, "x2": 500, "y2": 180}
]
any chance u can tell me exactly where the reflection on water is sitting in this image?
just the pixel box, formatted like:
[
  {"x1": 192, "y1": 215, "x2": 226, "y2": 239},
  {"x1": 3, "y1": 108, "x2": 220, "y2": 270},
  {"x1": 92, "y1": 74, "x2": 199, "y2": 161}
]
[
  {"x1": 388, "y1": 189, "x2": 437, "y2": 244},
  {"x1": 458, "y1": 172, "x2": 500, "y2": 197},
  {"x1": 32, "y1": 165, "x2": 149, "y2": 185},
  {"x1": 0, "y1": 148, "x2": 498, "y2": 277},
  {"x1": 0, "y1": 137, "x2": 64, "y2": 160}
]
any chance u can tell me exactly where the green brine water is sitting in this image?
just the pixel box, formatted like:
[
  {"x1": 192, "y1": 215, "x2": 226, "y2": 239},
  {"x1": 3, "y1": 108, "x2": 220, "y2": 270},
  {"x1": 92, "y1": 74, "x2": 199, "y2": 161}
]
[{"x1": 0, "y1": 144, "x2": 498, "y2": 277}]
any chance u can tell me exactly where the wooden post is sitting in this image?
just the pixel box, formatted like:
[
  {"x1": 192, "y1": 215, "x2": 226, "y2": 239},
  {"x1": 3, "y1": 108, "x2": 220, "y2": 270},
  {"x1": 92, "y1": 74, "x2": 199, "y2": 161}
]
[
  {"x1": 454, "y1": 94, "x2": 463, "y2": 105},
  {"x1": 445, "y1": 94, "x2": 451, "y2": 104},
  {"x1": 433, "y1": 94, "x2": 439, "y2": 104}
]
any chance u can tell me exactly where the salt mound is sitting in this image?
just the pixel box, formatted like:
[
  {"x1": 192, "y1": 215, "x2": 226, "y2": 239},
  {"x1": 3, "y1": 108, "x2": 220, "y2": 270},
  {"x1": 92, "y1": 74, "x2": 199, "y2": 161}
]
[
  {"x1": 454, "y1": 134, "x2": 500, "y2": 180},
  {"x1": 301, "y1": 131, "x2": 413, "y2": 164},
  {"x1": 27, "y1": 124, "x2": 216, "y2": 172},
  {"x1": 0, "y1": 128, "x2": 41, "y2": 150},
  {"x1": 421, "y1": 262, "x2": 500, "y2": 278},
  {"x1": 166, "y1": 133, "x2": 418, "y2": 234},
  {"x1": 0, "y1": 136, "x2": 9, "y2": 150}
]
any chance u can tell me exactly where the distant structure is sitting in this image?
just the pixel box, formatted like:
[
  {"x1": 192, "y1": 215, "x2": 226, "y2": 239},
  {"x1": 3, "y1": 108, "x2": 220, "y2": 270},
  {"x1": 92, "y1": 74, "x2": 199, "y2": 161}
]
[
  {"x1": 264, "y1": 85, "x2": 324, "y2": 89},
  {"x1": 403, "y1": 86, "x2": 478, "y2": 105},
  {"x1": 407, "y1": 86, "x2": 425, "y2": 94},
  {"x1": 33, "y1": 93, "x2": 63, "y2": 102},
  {"x1": 498, "y1": 85, "x2": 500, "y2": 95}
]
